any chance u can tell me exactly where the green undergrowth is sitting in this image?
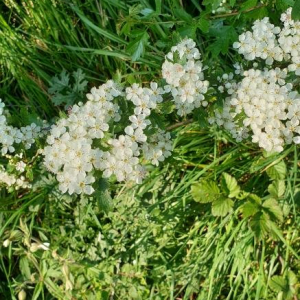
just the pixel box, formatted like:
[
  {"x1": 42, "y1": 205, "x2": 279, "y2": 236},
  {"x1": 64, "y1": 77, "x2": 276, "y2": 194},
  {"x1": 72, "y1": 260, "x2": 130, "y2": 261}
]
[
  {"x1": 0, "y1": 0, "x2": 300, "y2": 299},
  {"x1": 0, "y1": 124, "x2": 299, "y2": 299}
]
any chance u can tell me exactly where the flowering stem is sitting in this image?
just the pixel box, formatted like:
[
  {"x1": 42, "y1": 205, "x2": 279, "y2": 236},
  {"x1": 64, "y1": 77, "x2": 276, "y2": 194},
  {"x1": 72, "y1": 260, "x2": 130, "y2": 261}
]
[
  {"x1": 211, "y1": 4, "x2": 267, "y2": 19},
  {"x1": 167, "y1": 119, "x2": 193, "y2": 131}
]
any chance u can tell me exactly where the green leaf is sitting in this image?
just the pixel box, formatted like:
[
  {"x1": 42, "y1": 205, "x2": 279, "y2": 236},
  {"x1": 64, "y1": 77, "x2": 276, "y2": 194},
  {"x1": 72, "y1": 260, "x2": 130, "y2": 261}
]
[
  {"x1": 19, "y1": 256, "x2": 31, "y2": 280},
  {"x1": 208, "y1": 25, "x2": 237, "y2": 56},
  {"x1": 193, "y1": 107, "x2": 208, "y2": 128},
  {"x1": 268, "y1": 180, "x2": 286, "y2": 198},
  {"x1": 276, "y1": 0, "x2": 295, "y2": 11},
  {"x1": 270, "y1": 276, "x2": 288, "y2": 293},
  {"x1": 266, "y1": 160, "x2": 287, "y2": 180},
  {"x1": 221, "y1": 173, "x2": 240, "y2": 198},
  {"x1": 240, "y1": 0, "x2": 258, "y2": 11},
  {"x1": 191, "y1": 181, "x2": 220, "y2": 203},
  {"x1": 26, "y1": 168, "x2": 34, "y2": 181},
  {"x1": 212, "y1": 197, "x2": 233, "y2": 217},
  {"x1": 250, "y1": 212, "x2": 270, "y2": 239},
  {"x1": 159, "y1": 101, "x2": 175, "y2": 114},
  {"x1": 292, "y1": 0, "x2": 300, "y2": 20},
  {"x1": 127, "y1": 32, "x2": 149, "y2": 61},
  {"x1": 73, "y1": 69, "x2": 88, "y2": 93},
  {"x1": 94, "y1": 179, "x2": 113, "y2": 213},
  {"x1": 174, "y1": 8, "x2": 193, "y2": 22},
  {"x1": 178, "y1": 25, "x2": 197, "y2": 39},
  {"x1": 72, "y1": 6, "x2": 126, "y2": 45},
  {"x1": 270, "y1": 272, "x2": 297, "y2": 300},
  {"x1": 242, "y1": 201, "x2": 260, "y2": 218},
  {"x1": 197, "y1": 17, "x2": 210, "y2": 33},
  {"x1": 262, "y1": 198, "x2": 283, "y2": 222},
  {"x1": 48, "y1": 69, "x2": 69, "y2": 95}
]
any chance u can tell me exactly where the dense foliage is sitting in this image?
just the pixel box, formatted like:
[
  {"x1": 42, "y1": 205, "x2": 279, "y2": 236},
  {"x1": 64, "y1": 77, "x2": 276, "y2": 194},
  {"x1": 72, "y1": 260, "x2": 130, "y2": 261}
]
[{"x1": 0, "y1": 0, "x2": 299, "y2": 299}]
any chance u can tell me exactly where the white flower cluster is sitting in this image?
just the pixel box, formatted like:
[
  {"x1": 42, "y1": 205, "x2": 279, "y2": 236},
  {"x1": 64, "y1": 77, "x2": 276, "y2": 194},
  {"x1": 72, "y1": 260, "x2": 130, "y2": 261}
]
[
  {"x1": 43, "y1": 80, "x2": 122, "y2": 195},
  {"x1": 233, "y1": 9, "x2": 300, "y2": 71},
  {"x1": 0, "y1": 166, "x2": 31, "y2": 190},
  {"x1": 142, "y1": 129, "x2": 172, "y2": 166},
  {"x1": 100, "y1": 82, "x2": 171, "y2": 184},
  {"x1": 162, "y1": 38, "x2": 209, "y2": 116},
  {"x1": 212, "y1": 68, "x2": 300, "y2": 152},
  {"x1": 43, "y1": 80, "x2": 172, "y2": 195},
  {"x1": 233, "y1": 17, "x2": 283, "y2": 64},
  {"x1": 0, "y1": 99, "x2": 45, "y2": 155},
  {"x1": 279, "y1": 8, "x2": 300, "y2": 75},
  {"x1": 217, "y1": 72, "x2": 237, "y2": 94}
]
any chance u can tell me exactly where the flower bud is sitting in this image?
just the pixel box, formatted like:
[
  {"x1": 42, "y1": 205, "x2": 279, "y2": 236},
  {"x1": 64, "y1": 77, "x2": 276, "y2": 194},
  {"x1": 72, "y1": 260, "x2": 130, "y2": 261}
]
[{"x1": 18, "y1": 289, "x2": 26, "y2": 300}]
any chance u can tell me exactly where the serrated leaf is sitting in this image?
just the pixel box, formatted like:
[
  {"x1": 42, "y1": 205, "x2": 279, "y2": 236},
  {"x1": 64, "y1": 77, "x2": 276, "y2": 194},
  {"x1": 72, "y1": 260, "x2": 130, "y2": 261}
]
[
  {"x1": 270, "y1": 272, "x2": 297, "y2": 300},
  {"x1": 73, "y1": 69, "x2": 88, "y2": 93},
  {"x1": 221, "y1": 173, "x2": 240, "y2": 198},
  {"x1": 48, "y1": 69, "x2": 69, "y2": 94},
  {"x1": 212, "y1": 197, "x2": 233, "y2": 217},
  {"x1": 178, "y1": 25, "x2": 197, "y2": 38},
  {"x1": 198, "y1": 17, "x2": 210, "y2": 33},
  {"x1": 191, "y1": 181, "x2": 220, "y2": 203},
  {"x1": 263, "y1": 198, "x2": 283, "y2": 222},
  {"x1": 242, "y1": 201, "x2": 260, "y2": 218},
  {"x1": 276, "y1": 0, "x2": 294, "y2": 10},
  {"x1": 292, "y1": 0, "x2": 300, "y2": 20},
  {"x1": 126, "y1": 32, "x2": 149, "y2": 61},
  {"x1": 268, "y1": 180, "x2": 286, "y2": 198},
  {"x1": 208, "y1": 26, "x2": 237, "y2": 56},
  {"x1": 266, "y1": 160, "x2": 287, "y2": 180},
  {"x1": 270, "y1": 276, "x2": 288, "y2": 292},
  {"x1": 250, "y1": 212, "x2": 270, "y2": 239}
]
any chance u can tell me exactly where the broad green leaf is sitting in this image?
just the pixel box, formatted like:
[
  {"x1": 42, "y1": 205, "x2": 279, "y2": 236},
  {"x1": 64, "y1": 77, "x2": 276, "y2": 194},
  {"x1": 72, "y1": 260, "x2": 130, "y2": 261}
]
[
  {"x1": 178, "y1": 25, "x2": 197, "y2": 39},
  {"x1": 129, "y1": 286, "x2": 139, "y2": 299},
  {"x1": 240, "y1": 0, "x2": 258, "y2": 11},
  {"x1": 266, "y1": 160, "x2": 287, "y2": 180},
  {"x1": 126, "y1": 32, "x2": 149, "y2": 61},
  {"x1": 263, "y1": 198, "x2": 284, "y2": 222},
  {"x1": 94, "y1": 179, "x2": 113, "y2": 213},
  {"x1": 268, "y1": 180, "x2": 285, "y2": 198},
  {"x1": 221, "y1": 173, "x2": 240, "y2": 198},
  {"x1": 250, "y1": 212, "x2": 270, "y2": 239},
  {"x1": 208, "y1": 26, "x2": 237, "y2": 56},
  {"x1": 276, "y1": 0, "x2": 295, "y2": 10},
  {"x1": 191, "y1": 181, "x2": 220, "y2": 203},
  {"x1": 292, "y1": 0, "x2": 300, "y2": 20},
  {"x1": 242, "y1": 201, "x2": 260, "y2": 218},
  {"x1": 270, "y1": 272, "x2": 297, "y2": 300},
  {"x1": 198, "y1": 17, "x2": 210, "y2": 33},
  {"x1": 212, "y1": 197, "x2": 233, "y2": 217},
  {"x1": 270, "y1": 276, "x2": 288, "y2": 292},
  {"x1": 19, "y1": 256, "x2": 31, "y2": 280}
]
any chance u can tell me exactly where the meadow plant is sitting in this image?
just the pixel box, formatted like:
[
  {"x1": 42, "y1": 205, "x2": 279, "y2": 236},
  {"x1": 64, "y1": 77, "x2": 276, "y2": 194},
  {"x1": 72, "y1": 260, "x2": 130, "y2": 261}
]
[{"x1": 0, "y1": 8, "x2": 299, "y2": 195}]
